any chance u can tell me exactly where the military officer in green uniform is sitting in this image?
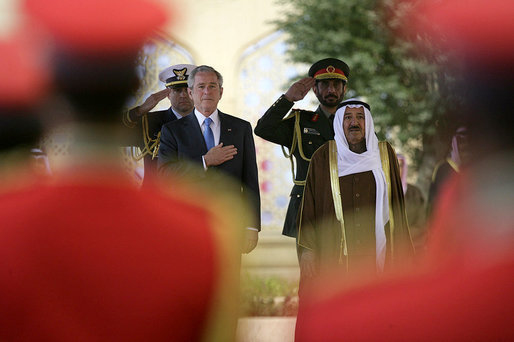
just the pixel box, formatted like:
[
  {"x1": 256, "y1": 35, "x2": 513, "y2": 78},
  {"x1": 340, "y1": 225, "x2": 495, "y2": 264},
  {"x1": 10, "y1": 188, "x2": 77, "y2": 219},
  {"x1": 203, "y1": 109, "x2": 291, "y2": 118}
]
[{"x1": 254, "y1": 58, "x2": 350, "y2": 239}]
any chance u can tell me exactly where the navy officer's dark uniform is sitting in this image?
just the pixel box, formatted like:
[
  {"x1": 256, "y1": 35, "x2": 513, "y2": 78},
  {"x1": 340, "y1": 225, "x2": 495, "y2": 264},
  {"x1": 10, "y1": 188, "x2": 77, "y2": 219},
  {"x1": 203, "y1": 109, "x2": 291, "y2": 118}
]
[{"x1": 123, "y1": 64, "x2": 195, "y2": 186}]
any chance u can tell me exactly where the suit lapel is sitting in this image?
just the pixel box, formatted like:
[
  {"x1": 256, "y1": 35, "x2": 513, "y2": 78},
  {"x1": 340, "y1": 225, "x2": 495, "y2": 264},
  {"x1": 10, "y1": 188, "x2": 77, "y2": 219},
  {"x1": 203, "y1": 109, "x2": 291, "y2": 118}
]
[
  {"x1": 184, "y1": 113, "x2": 208, "y2": 153},
  {"x1": 167, "y1": 107, "x2": 176, "y2": 122},
  {"x1": 218, "y1": 112, "x2": 233, "y2": 145}
]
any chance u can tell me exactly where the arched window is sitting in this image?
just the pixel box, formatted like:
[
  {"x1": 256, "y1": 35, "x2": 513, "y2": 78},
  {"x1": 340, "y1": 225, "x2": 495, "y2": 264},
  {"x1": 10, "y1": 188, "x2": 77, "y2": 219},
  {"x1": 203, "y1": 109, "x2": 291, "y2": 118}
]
[{"x1": 236, "y1": 31, "x2": 316, "y2": 232}]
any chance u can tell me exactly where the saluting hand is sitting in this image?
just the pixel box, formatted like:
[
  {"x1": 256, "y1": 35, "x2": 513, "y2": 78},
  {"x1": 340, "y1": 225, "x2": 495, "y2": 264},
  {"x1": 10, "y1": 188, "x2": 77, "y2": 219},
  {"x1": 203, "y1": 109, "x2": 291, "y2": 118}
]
[
  {"x1": 204, "y1": 143, "x2": 238, "y2": 167},
  {"x1": 134, "y1": 88, "x2": 171, "y2": 118},
  {"x1": 284, "y1": 77, "x2": 316, "y2": 102}
]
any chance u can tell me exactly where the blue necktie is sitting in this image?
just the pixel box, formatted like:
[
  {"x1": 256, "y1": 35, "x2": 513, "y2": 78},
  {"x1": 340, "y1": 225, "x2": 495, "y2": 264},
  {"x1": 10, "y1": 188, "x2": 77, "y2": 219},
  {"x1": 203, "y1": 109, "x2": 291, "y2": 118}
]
[{"x1": 203, "y1": 117, "x2": 215, "y2": 150}]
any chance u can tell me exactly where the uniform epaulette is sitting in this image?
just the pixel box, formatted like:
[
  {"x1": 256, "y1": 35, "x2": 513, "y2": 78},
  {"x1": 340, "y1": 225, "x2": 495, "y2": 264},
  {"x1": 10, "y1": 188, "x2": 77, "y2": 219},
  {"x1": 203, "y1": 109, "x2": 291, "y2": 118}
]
[
  {"x1": 284, "y1": 108, "x2": 316, "y2": 120},
  {"x1": 295, "y1": 109, "x2": 317, "y2": 116},
  {"x1": 284, "y1": 109, "x2": 300, "y2": 120}
]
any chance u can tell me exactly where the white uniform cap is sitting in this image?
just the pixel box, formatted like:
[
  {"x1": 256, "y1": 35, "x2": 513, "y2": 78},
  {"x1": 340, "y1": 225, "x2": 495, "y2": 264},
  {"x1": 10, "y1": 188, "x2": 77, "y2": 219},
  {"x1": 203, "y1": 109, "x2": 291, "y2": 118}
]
[{"x1": 158, "y1": 64, "x2": 196, "y2": 88}]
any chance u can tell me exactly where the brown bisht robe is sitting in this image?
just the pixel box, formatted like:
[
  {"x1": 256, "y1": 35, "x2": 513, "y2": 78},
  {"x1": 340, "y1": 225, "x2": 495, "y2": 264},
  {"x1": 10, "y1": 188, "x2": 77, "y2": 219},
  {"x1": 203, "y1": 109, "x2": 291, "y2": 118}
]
[{"x1": 298, "y1": 141, "x2": 414, "y2": 275}]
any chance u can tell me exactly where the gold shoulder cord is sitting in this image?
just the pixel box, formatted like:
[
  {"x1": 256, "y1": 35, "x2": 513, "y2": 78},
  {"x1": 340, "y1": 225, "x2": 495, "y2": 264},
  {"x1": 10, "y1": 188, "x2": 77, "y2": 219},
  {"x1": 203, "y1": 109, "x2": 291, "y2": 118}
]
[
  {"x1": 446, "y1": 157, "x2": 460, "y2": 173},
  {"x1": 379, "y1": 141, "x2": 394, "y2": 261},
  {"x1": 281, "y1": 110, "x2": 312, "y2": 186},
  {"x1": 431, "y1": 157, "x2": 459, "y2": 183},
  {"x1": 132, "y1": 114, "x2": 161, "y2": 161},
  {"x1": 122, "y1": 110, "x2": 136, "y2": 128},
  {"x1": 329, "y1": 141, "x2": 348, "y2": 270},
  {"x1": 431, "y1": 159, "x2": 444, "y2": 182}
]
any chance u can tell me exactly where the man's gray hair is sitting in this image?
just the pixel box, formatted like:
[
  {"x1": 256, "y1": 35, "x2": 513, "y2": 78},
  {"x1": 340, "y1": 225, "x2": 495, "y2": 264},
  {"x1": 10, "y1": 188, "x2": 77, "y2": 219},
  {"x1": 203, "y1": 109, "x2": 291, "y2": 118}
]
[{"x1": 188, "y1": 65, "x2": 223, "y2": 88}]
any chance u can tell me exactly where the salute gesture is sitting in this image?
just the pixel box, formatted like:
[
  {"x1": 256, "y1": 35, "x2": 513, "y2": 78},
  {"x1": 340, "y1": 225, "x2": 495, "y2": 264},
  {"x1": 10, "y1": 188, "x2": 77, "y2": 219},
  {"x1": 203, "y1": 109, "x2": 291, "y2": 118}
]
[
  {"x1": 284, "y1": 77, "x2": 316, "y2": 102},
  {"x1": 132, "y1": 88, "x2": 171, "y2": 118}
]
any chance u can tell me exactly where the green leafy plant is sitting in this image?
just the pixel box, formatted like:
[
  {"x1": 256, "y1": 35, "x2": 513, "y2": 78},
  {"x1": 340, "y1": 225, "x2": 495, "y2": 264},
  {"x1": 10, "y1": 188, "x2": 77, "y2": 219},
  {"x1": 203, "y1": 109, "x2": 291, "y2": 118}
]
[
  {"x1": 274, "y1": 0, "x2": 461, "y2": 194},
  {"x1": 239, "y1": 273, "x2": 299, "y2": 317}
]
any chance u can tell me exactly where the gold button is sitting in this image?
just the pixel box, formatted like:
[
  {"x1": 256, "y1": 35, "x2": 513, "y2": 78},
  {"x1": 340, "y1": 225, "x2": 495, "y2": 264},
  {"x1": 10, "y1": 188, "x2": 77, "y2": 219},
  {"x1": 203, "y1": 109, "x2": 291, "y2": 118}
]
[
  {"x1": 355, "y1": 193, "x2": 360, "y2": 198},
  {"x1": 308, "y1": 141, "x2": 312, "y2": 145}
]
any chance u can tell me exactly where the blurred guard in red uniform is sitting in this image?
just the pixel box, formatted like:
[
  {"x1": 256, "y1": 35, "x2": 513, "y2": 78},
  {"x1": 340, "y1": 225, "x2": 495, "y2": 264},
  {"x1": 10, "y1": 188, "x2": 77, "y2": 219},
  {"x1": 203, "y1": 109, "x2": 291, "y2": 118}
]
[
  {"x1": 294, "y1": 0, "x2": 514, "y2": 341},
  {"x1": 0, "y1": 1, "x2": 242, "y2": 341},
  {"x1": 0, "y1": 28, "x2": 50, "y2": 176}
]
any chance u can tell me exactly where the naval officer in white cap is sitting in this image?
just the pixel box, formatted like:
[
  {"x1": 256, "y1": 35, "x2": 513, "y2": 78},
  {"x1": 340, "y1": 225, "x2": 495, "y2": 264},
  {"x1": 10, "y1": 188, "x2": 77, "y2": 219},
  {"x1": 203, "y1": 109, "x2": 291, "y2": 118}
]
[{"x1": 124, "y1": 64, "x2": 196, "y2": 185}]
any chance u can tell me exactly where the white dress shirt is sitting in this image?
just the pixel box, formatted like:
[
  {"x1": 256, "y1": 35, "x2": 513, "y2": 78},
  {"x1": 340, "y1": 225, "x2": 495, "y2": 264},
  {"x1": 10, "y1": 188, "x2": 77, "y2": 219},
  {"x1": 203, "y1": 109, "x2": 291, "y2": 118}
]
[{"x1": 194, "y1": 108, "x2": 220, "y2": 145}]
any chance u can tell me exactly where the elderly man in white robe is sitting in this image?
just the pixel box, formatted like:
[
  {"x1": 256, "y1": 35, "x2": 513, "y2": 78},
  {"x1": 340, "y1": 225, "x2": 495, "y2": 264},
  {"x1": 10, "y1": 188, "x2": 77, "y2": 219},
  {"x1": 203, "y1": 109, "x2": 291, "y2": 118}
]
[{"x1": 297, "y1": 99, "x2": 414, "y2": 287}]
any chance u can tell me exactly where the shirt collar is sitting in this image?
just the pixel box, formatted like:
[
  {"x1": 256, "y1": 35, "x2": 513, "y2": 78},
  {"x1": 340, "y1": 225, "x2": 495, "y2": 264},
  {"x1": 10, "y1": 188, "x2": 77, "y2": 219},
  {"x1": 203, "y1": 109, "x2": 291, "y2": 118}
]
[
  {"x1": 317, "y1": 105, "x2": 332, "y2": 119},
  {"x1": 170, "y1": 107, "x2": 183, "y2": 120},
  {"x1": 194, "y1": 108, "x2": 219, "y2": 127}
]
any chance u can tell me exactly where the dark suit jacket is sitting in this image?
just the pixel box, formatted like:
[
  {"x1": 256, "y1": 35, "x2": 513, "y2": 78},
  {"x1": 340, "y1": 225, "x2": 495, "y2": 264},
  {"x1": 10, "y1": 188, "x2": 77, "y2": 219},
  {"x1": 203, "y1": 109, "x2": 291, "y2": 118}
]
[
  {"x1": 254, "y1": 95, "x2": 334, "y2": 237},
  {"x1": 158, "y1": 111, "x2": 261, "y2": 230},
  {"x1": 427, "y1": 159, "x2": 457, "y2": 218}
]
